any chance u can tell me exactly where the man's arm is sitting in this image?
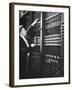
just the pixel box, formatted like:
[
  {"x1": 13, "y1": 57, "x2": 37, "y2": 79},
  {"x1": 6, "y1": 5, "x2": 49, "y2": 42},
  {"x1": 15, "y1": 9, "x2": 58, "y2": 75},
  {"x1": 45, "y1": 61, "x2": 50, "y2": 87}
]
[{"x1": 27, "y1": 18, "x2": 38, "y2": 32}]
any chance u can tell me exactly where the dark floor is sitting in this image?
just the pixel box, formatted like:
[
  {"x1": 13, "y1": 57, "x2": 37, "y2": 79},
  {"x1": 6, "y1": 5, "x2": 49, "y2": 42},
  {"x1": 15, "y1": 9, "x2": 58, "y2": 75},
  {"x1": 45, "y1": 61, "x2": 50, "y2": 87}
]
[{"x1": 20, "y1": 58, "x2": 64, "y2": 79}]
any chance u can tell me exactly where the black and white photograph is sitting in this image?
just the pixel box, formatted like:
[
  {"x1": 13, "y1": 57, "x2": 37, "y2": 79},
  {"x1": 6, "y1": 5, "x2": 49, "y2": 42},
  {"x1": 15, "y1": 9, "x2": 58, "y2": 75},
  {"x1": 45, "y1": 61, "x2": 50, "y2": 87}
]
[
  {"x1": 9, "y1": 3, "x2": 70, "y2": 87},
  {"x1": 19, "y1": 11, "x2": 64, "y2": 79}
]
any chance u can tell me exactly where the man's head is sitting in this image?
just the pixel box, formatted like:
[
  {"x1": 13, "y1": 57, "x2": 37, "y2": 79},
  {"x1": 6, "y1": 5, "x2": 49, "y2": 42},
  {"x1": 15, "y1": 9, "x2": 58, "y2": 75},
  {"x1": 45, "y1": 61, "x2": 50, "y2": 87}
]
[{"x1": 19, "y1": 25, "x2": 27, "y2": 37}]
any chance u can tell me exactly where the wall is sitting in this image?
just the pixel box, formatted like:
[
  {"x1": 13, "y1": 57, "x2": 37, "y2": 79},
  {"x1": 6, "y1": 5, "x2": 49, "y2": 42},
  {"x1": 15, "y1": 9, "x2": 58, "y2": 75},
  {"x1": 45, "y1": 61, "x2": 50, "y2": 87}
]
[{"x1": 0, "y1": 0, "x2": 72, "y2": 90}]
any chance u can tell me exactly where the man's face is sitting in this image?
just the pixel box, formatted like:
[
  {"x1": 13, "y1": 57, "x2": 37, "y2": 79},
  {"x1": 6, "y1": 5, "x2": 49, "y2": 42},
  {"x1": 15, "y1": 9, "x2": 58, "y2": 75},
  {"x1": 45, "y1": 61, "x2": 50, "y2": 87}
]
[{"x1": 21, "y1": 27, "x2": 27, "y2": 36}]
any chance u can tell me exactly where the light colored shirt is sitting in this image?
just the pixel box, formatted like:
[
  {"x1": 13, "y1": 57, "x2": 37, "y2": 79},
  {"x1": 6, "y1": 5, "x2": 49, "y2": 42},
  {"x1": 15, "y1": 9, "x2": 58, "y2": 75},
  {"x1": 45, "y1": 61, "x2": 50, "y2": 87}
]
[{"x1": 20, "y1": 34, "x2": 29, "y2": 47}]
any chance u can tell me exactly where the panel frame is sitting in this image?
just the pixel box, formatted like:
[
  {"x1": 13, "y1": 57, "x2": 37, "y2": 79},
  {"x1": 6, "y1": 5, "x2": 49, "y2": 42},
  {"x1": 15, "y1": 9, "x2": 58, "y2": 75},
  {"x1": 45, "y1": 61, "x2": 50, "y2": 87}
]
[{"x1": 9, "y1": 2, "x2": 70, "y2": 87}]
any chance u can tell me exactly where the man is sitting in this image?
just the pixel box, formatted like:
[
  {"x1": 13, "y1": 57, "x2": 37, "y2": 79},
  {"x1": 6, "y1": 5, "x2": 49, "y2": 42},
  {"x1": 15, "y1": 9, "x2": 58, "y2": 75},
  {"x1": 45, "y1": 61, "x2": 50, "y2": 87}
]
[{"x1": 19, "y1": 18, "x2": 38, "y2": 79}]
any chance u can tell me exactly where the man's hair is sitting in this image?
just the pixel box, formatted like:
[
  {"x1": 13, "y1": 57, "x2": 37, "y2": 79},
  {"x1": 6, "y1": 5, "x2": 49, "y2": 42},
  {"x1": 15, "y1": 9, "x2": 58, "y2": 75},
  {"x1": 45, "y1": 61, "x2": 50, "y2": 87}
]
[{"x1": 19, "y1": 25, "x2": 23, "y2": 33}]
